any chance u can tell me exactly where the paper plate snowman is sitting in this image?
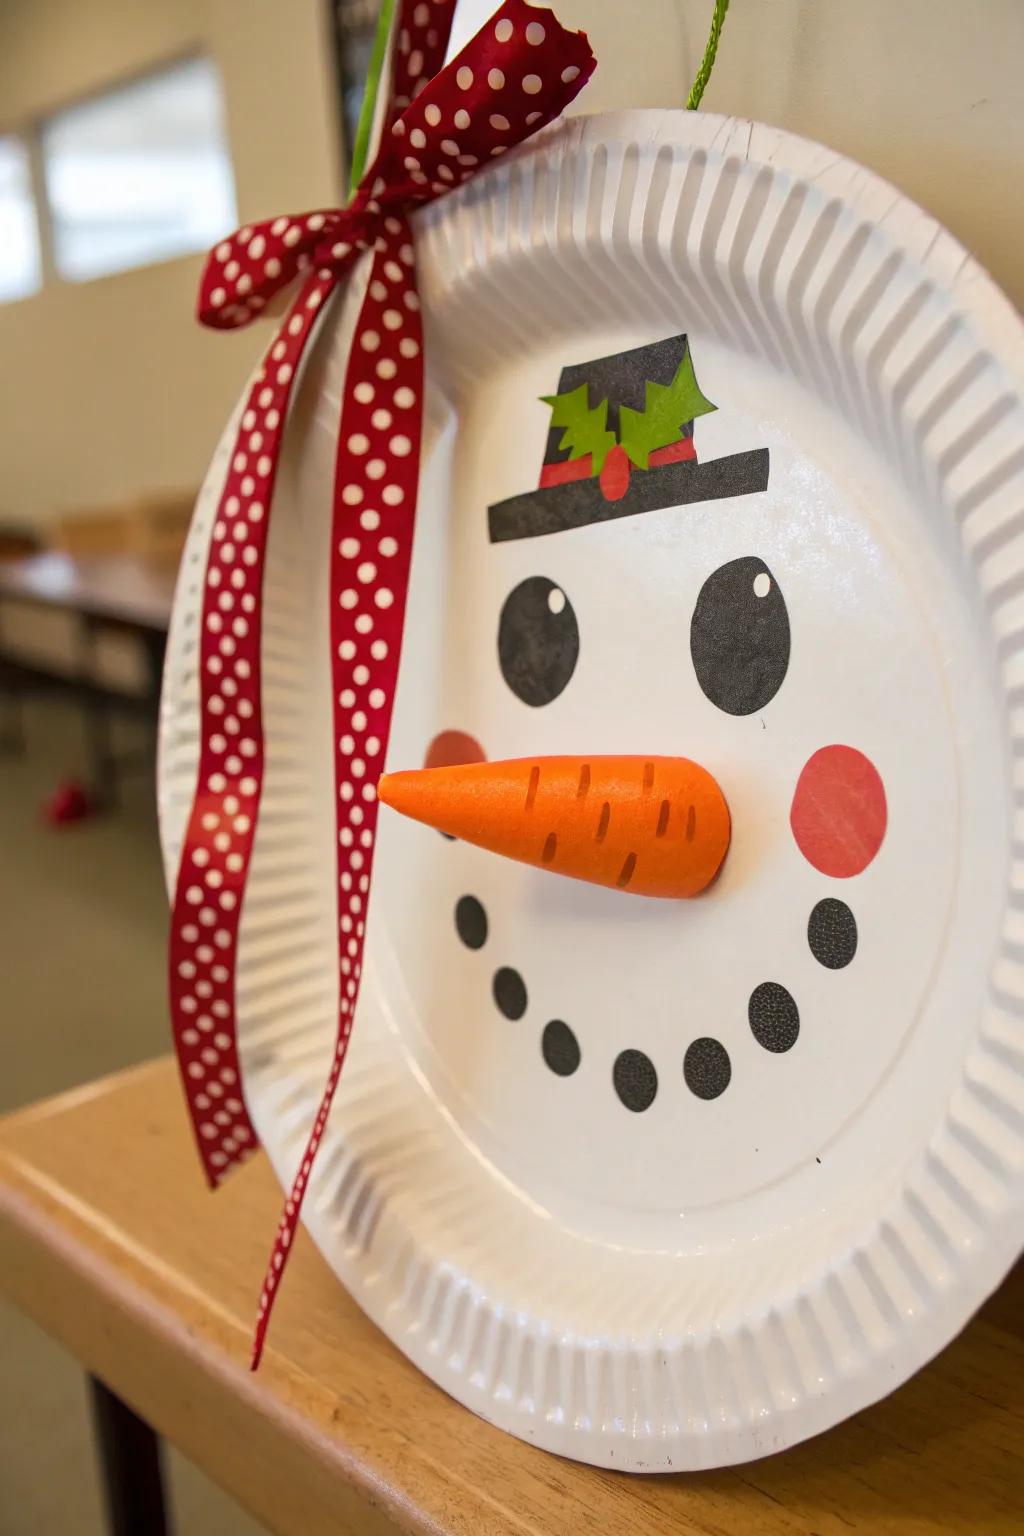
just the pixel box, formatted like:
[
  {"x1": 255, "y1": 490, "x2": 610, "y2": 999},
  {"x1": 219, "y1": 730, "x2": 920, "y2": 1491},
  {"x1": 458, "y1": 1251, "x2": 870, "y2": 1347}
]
[{"x1": 161, "y1": 110, "x2": 1024, "y2": 1469}]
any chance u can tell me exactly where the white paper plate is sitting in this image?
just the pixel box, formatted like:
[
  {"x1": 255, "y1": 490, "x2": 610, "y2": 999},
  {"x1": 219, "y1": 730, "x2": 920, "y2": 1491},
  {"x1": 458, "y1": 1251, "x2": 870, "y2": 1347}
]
[{"x1": 160, "y1": 111, "x2": 1024, "y2": 1470}]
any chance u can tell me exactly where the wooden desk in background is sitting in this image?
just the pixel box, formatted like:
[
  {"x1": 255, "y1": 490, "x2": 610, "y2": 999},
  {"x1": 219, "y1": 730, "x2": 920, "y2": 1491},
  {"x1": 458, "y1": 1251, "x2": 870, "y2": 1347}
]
[
  {"x1": 0, "y1": 551, "x2": 177, "y2": 633},
  {"x1": 0, "y1": 1057, "x2": 1020, "y2": 1535},
  {"x1": 0, "y1": 551, "x2": 177, "y2": 804}
]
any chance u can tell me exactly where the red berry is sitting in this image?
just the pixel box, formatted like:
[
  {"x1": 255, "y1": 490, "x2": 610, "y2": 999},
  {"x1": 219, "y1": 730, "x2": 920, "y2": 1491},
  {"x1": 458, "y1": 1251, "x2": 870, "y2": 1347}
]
[{"x1": 598, "y1": 444, "x2": 631, "y2": 501}]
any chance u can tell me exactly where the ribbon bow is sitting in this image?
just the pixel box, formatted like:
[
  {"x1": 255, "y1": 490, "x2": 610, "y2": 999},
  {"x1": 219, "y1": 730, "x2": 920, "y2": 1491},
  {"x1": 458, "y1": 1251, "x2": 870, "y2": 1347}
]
[{"x1": 169, "y1": 0, "x2": 594, "y2": 1365}]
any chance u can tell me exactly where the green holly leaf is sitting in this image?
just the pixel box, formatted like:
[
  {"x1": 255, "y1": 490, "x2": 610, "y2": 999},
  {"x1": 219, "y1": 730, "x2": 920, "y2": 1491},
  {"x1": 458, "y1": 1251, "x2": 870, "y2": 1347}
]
[
  {"x1": 541, "y1": 384, "x2": 617, "y2": 474},
  {"x1": 619, "y1": 348, "x2": 717, "y2": 470}
]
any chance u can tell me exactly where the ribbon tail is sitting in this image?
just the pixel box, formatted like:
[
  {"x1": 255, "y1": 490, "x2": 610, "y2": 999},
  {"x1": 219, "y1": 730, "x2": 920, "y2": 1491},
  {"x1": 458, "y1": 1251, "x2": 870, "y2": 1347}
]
[
  {"x1": 169, "y1": 268, "x2": 340, "y2": 1188},
  {"x1": 252, "y1": 220, "x2": 424, "y2": 1366}
]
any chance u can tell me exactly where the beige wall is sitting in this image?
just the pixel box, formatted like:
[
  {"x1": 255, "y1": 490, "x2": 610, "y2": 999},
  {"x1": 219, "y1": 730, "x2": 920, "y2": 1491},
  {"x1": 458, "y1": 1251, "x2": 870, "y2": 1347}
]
[
  {"x1": 535, "y1": 0, "x2": 1024, "y2": 314},
  {"x1": 1, "y1": 0, "x2": 1021, "y2": 528},
  {"x1": 0, "y1": 0, "x2": 345, "y2": 527},
  {"x1": 703, "y1": 0, "x2": 1023, "y2": 316}
]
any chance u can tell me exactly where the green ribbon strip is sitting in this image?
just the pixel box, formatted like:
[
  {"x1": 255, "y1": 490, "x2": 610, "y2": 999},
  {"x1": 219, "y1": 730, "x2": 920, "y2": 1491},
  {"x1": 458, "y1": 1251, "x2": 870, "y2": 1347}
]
[{"x1": 348, "y1": 0, "x2": 398, "y2": 196}]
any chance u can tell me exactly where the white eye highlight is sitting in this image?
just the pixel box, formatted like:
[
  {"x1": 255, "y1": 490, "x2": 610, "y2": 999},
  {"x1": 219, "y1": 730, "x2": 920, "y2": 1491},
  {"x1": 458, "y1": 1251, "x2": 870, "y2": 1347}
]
[
  {"x1": 753, "y1": 572, "x2": 771, "y2": 598},
  {"x1": 547, "y1": 586, "x2": 566, "y2": 615}
]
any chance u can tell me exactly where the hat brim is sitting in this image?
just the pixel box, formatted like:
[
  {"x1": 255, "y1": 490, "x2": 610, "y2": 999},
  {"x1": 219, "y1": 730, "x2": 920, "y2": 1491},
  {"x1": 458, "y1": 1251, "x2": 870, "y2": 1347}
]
[{"x1": 488, "y1": 449, "x2": 770, "y2": 544}]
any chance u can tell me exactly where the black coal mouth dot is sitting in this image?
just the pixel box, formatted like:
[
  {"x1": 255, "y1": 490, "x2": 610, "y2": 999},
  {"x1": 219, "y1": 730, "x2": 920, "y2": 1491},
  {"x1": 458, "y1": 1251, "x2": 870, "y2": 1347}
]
[
  {"x1": 807, "y1": 897, "x2": 857, "y2": 968},
  {"x1": 542, "y1": 1018, "x2": 581, "y2": 1076},
  {"x1": 748, "y1": 981, "x2": 800, "y2": 1052},
  {"x1": 454, "y1": 894, "x2": 487, "y2": 950},
  {"x1": 492, "y1": 965, "x2": 528, "y2": 1020},
  {"x1": 613, "y1": 1048, "x2": 658, "y2": 1111},
  {"x1": 683, "y1": 1036, "x2": 732, "y2": 1099}
]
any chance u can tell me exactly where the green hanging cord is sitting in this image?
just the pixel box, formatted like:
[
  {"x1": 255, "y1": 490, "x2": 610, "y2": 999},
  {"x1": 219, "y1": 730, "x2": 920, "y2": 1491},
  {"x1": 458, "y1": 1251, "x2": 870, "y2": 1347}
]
[
  {"x1": 687, "y1": 0, "x2": 730, "y2": 110},
  {"x1": 348, "y1": 0, "x2": 397, "y2": 196}
]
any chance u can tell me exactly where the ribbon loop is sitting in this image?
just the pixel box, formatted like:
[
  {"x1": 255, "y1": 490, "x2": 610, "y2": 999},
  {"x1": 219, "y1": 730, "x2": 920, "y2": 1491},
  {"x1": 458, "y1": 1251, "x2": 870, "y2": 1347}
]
[
  {"x1": 372, "y1": 4, "x2": 593, "y2": 208},
  {"x1": 171, "y1": 0, "x2": 595, "y2": 1366},
  {"x1": 198, "y1": 209, "x2": 361, "y2": 330}
]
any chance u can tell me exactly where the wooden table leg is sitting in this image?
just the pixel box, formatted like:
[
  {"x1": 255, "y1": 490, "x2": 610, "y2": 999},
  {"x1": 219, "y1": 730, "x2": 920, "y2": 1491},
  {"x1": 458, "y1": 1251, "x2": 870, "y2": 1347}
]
[
  {"x1": 0, "y1": 625, "x2": 28, "y2": 754},
  {"x1": 78, "y1": 616, "x2": 118, "y2": 809},
  {"x1": 89, "y1": 1374, "x2": 171, "y2": 1536},
  {"x1": 0, "y1": 676, "x2": 26, "y2": 754}
]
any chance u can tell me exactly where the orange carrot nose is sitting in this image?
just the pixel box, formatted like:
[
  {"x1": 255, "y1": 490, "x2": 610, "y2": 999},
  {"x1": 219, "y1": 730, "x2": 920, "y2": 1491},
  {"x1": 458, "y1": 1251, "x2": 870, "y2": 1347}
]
[{"x1": 377, "y1": 755, "x2": 730, "y2": 898}]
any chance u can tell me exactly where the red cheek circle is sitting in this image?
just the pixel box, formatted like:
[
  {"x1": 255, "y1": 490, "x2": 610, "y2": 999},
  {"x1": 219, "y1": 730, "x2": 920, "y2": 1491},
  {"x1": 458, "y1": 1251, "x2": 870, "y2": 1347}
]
[
  {"x1": 423, "y1": 730, "x2": 487, "y2": 770},
  {"x1": 790, "y1": 745, "x2": 887, "y2": 878}
]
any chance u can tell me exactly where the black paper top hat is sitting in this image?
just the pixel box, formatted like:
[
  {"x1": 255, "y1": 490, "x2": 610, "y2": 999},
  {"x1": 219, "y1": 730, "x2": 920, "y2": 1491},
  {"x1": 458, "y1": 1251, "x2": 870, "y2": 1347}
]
[{"x1": 488, "y1": 333, "x2": 769, "y2": 543}]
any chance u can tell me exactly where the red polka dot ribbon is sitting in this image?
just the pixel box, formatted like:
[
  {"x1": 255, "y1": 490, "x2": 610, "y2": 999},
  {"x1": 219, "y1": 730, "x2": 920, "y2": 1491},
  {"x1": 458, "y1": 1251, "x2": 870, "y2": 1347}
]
[{"x1": 168, "y1": 0, "x2": 595, "y2": 1366}]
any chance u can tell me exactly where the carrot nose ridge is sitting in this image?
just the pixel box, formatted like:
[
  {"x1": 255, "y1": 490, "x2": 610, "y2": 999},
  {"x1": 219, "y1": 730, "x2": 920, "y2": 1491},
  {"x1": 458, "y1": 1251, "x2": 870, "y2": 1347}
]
[{"x1": 377, "y1": 755, "x2": 730, "y2": 899}]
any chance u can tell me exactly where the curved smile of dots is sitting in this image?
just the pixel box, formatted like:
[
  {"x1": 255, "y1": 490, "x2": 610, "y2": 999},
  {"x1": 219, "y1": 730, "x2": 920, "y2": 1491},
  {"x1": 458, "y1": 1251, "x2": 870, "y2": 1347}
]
[{"x1": 453, "y1": 891, "x2": 859, "y2": 1111}]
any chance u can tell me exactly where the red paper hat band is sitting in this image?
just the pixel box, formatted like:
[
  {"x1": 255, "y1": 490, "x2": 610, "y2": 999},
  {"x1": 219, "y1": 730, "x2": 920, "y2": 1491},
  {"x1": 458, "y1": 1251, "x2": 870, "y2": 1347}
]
[{"x1": 539, "y1": 437, "x2": 697, "y2": 490}]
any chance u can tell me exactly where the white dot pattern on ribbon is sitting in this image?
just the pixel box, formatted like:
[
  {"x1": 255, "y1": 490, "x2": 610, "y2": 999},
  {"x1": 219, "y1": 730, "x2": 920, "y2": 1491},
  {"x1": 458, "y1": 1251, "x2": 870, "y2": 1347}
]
[
  {"x1": 378, "y1": 0, "x2": 590, "y2": 211},
  {"x1": 170, "y1": 268, "x2": 340, "y2": 1186},
  {"x1": 198, "y1": 209, "x2": 369, "y2": 336},
  {"x1": 252, "y1": 215, "x2": 426, "y2": 1361},
  {"x1": 175, "y1": 0, "x2": 594, "y2": 1367},
  {"x1": 390, "y1": 0, "x2": 455, "y2": 111}
]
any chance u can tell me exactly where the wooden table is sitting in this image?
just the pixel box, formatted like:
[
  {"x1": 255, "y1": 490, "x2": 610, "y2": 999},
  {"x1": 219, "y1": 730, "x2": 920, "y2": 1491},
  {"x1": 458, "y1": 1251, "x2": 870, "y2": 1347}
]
[
  {"x1": 0, "y1": 551, "x2": 177, "y2": 802},
  {"x1": 1, "y1": 1058, "x2": 1021, "y2": 1535}
]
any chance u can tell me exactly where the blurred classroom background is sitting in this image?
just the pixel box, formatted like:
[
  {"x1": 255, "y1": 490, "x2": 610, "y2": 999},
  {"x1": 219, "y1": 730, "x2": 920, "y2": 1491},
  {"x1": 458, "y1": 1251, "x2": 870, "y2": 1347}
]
[
  {"x1": 0, "y1": 1, "x2": 1020, "y2": 1531},
  {"x1": 0, "y1": 5, "x2": 360, "y2": 1530}
]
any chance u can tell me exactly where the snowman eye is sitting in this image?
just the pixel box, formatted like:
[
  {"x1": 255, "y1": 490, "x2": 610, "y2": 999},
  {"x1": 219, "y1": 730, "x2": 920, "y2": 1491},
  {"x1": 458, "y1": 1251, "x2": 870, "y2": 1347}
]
[
  {"x1": 498, "y1": 576, "x2": 579, "y2": 707},
  {"x1": 689, "y1": 556, "x2": 791, "y2": 715}
]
